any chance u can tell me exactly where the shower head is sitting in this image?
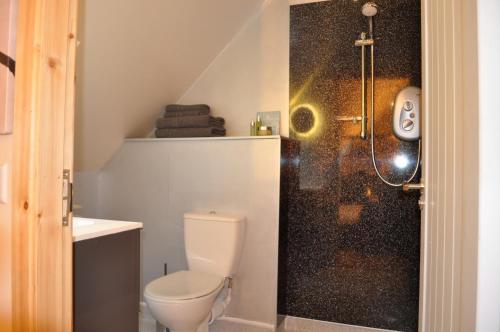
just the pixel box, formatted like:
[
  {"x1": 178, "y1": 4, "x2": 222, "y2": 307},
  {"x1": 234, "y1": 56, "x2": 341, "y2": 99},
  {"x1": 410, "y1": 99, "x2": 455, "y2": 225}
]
[{"x1": 362, "y1": 2, "x2": 378, "y2": 17}]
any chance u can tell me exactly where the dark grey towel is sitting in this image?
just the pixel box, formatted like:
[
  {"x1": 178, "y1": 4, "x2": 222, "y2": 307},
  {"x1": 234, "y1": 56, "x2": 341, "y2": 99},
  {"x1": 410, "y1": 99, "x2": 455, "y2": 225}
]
[
  {"x1": 155, "y1": 127, "x2": 226, "y2": 138},
  {"x1": 156, "y1": 115, "x2": 225, "y2": 129},
  {"x1": 164, "y1": 104, "x2": 210, "y2": 117},
  {"x1": 164, "y1": 109, "x2": 210, "y2": 117}
]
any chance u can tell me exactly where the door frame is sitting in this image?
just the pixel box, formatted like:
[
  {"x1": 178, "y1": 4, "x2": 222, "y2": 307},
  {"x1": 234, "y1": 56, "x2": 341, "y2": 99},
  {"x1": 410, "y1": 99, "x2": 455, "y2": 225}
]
[
  {"x1": 10, "y1": 0, "x2": 78, "y2": 331},
  {"x1": 420, "y1": 0, "x2": 482, "y2": 331}
]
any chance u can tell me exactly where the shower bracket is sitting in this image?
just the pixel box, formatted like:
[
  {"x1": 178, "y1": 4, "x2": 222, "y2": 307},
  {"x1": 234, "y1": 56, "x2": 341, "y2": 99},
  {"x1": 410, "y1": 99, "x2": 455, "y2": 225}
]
[
  {"x1": 402, "y1": 182, "x2": 425, "y2": 192},
  {"x1": 335, "y1": 115, "x2": 363, "y2": 124},
  {"x1": 354, "y1": 33, "x2": 374, "y2": 47},
  {"x1": 353, "y1": 32, "x2": 374, "y2": 139}
]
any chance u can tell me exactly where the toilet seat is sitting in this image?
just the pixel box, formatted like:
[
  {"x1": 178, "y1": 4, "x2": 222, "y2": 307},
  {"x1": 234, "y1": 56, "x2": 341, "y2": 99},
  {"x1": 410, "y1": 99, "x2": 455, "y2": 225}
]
[{"x1": 144, "y1": 270, "x2": 224, "y2": 302}]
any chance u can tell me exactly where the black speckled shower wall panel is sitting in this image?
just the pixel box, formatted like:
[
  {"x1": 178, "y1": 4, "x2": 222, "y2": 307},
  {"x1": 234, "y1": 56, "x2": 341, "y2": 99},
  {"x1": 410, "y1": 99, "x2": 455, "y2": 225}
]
[{"x1": 279, "y1": 1, "x2": 421, "y2": 331}]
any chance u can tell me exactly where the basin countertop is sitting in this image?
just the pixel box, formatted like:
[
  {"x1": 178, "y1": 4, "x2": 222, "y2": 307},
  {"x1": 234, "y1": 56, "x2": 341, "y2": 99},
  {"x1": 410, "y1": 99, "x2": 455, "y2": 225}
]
[{"x1": 73, "y1": 217, "x2": 143, "y2": 242}]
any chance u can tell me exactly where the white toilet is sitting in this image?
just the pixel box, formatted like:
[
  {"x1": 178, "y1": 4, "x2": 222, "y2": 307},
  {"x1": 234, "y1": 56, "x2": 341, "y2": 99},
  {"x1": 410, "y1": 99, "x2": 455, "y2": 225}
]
[{"x1": 144, "y1": 212, "x2": 245, "y2": 332}]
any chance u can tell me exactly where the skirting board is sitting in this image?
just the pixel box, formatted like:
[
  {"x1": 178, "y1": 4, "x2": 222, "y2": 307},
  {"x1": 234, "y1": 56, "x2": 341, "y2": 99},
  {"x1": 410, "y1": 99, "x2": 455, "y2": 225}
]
[{"x1": 277, "y1": 315, "x2": 398, "y2": 332}]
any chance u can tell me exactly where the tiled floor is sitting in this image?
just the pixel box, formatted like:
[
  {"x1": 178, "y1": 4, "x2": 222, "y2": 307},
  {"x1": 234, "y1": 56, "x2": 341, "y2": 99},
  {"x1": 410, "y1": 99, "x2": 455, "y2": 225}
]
[
  {"x1": 277, "y1": 316, "x2": 396, "y2": 332},
  {"x1": 140, "y1": 315, "x2": 396, "y2": 332}
]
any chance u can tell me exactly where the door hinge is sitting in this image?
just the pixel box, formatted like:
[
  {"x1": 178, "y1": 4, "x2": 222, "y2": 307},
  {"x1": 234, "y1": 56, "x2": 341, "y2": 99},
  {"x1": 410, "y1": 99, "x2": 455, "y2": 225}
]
[
  {"x1": 418, "y1": 199, "x2": 425, "y2": 210},
  {"x1": 62, "y1": 169, "x2": 73, "y2": 226}
]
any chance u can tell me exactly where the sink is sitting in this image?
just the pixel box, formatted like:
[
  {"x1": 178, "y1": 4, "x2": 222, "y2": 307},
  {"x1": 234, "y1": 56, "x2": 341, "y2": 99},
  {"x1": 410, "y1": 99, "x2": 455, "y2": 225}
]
[
  {"x1": 73, "y1": 217, "x2": 96, "y2": 228},
  {"x1": 72, "y1": 217, "x2": 143, "y2": 242}
]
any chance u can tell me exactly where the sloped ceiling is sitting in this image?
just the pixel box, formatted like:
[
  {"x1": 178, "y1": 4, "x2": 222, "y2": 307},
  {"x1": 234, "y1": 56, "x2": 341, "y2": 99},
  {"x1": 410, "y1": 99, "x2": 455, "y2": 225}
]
[
  {"x1": 178, "y1": 0, "x2": 290, "y2": 137},
  {"x1": 75, "y1": 0, "x2": 266, "y2": 171}
]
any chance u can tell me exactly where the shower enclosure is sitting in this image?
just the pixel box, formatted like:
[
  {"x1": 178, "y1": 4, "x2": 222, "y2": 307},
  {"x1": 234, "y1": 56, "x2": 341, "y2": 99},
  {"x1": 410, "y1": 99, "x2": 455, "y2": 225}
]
[{"x1": 279, "y1": 1, "x2": 422, "y2": 331}]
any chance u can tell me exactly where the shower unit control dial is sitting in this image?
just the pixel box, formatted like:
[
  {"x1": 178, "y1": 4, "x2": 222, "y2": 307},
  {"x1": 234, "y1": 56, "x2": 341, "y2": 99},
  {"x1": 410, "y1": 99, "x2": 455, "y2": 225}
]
[{"x1": 393, "y1": 86, "x2": 421, "y2": 141}]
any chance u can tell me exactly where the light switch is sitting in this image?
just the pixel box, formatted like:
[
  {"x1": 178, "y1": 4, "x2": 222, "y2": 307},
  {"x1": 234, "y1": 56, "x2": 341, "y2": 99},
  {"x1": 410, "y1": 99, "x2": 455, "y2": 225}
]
[{"x1": 0, "y1": 164, "x2": 8, "y2": 204}]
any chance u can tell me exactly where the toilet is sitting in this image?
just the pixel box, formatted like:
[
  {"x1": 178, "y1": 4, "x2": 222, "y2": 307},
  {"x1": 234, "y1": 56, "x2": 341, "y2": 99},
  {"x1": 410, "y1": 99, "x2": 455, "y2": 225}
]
[{"x1": 144, "y1": 212, "x2": 245, "y2": 332}]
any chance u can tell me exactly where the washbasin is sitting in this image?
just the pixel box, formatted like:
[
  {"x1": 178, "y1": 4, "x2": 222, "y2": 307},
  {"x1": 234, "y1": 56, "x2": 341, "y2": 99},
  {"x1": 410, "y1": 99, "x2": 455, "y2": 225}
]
[
  {"x1": 73, "y1": 217, "x2": 96, "y2": 228},
  {"x1": 72, "y1": 217, "x2": 143, "y2": 242}
]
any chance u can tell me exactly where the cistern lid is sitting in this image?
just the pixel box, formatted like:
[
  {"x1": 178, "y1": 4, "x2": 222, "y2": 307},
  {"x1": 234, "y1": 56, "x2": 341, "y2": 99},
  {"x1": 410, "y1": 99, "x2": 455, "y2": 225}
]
[
  {"x1": 144, "y1": 270, "x2": 223, "y2": 301},
  {"x1": 184, "y1": 211, "x2": 243, "y2": 223}
]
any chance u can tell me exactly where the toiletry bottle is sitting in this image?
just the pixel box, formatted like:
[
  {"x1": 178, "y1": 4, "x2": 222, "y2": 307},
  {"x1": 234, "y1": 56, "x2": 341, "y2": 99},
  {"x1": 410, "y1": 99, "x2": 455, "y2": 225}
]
[
  {"x1": 256, "y1": 116, "x2": 262, "y2": 133},
  {"x1": 257, "y1": 126, "x2": 273, "y2": 136},
  {"x1": 250, "y1": 120, "x2": 256, "y2": 136}
]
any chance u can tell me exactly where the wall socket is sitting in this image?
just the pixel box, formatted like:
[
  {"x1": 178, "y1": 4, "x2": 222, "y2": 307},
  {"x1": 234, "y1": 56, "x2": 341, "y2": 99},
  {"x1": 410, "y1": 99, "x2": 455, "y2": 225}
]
[{"x1": 0, "y1": 164, "x2": 8, "y2": 204}]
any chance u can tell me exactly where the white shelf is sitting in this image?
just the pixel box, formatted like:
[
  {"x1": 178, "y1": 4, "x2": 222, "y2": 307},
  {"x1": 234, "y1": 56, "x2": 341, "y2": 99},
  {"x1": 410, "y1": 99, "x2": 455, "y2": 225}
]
[{"x1": 125, "y1": 135, "x2": 282, "y2": 143}]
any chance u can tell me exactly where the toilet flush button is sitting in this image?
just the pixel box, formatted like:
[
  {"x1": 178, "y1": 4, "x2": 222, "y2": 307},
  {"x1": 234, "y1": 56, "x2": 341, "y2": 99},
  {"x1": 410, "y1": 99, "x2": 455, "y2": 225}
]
[{"x1": 0, "y1": 165, "x2": 8, "y2": 204}]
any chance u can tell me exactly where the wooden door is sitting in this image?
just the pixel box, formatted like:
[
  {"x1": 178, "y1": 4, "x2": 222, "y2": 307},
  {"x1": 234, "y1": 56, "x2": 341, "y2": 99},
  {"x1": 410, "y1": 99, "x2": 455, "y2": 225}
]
[{"x1": 11, "y1": 0, "x2": 78, "y2": 331}]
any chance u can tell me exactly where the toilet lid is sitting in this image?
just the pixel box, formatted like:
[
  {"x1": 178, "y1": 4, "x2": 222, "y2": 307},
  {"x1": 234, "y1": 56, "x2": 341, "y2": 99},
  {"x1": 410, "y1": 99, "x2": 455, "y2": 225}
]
[{"x1": 144, "y1": 270, "x2": 224, "y2": 301}]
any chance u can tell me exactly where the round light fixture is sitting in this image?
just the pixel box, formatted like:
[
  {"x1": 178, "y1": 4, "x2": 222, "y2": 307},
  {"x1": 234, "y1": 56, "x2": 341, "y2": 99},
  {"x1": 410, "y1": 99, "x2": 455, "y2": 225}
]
[{"x1": 290, "y1": 104, "x2": 322, "y2": 138}]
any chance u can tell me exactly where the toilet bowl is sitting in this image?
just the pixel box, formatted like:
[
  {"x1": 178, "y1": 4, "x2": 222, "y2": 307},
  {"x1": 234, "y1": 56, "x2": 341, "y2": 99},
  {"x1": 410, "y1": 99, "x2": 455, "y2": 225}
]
[
  {"x1": 144, "y1": 270, "x2": 224, "y2": 332},
  {"x1": 144, "y1": 212, "x2": 245, "y2": 332}
]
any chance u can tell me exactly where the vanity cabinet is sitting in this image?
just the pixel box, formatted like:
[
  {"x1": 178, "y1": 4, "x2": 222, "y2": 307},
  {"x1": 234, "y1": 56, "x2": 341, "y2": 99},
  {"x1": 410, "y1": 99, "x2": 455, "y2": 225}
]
[{"x1": 73, "y1": 229, "x2": 140, "y2": 332}]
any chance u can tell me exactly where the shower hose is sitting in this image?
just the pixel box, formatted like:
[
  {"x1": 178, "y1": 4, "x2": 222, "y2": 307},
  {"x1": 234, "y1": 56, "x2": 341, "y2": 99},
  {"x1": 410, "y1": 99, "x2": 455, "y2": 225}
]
[{"x1": 369, "y1": 44, "x2": 422, "y2": 187}]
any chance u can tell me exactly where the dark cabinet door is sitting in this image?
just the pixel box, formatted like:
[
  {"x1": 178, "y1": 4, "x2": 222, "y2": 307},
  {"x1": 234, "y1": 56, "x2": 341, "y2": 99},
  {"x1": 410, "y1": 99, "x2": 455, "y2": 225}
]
[{"x1": 74, "y1": 230, "x2": 140, "y2": 332}]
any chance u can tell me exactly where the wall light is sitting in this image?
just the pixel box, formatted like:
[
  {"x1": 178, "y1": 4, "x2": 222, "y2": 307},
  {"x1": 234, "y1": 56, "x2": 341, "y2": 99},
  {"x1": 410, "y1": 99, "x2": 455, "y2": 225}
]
[{"x1": 290, "y1": 103, "x2": 322, "y2": 139}]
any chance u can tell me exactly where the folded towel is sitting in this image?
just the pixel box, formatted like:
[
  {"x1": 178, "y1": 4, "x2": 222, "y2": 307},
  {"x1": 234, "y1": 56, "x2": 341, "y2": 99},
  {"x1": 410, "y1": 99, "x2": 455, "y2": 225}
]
[
  {"x1": 164, "y1": 109, "x2": 210, "y2": 117},
  {"x1": 156, "y1": 115, "x2": 225, "y2": 129},
  {"x1": 164, "y1": 104, "x2": 210, "y2": 117},
  {"x1": 155, "y1": 127, "x2": 226, "y2": 138},
  {"x1": 165, "y1": 104, "x2": 210, "y2": 112}
]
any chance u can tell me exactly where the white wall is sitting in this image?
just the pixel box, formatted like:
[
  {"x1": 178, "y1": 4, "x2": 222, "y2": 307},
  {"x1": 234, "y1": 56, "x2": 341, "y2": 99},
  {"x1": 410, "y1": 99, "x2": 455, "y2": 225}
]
[
  {"x1": 0, "y1": 136, "x2": 12, "y2": 331},
  {"x1": 476, "y1": 0, "x2": 500, "y2": 330},
  {"x1": 178, "y1": 0, "x2": 290, "y2": 138},
  {"x1": 75, "y1": 0, "x2": 266, "y2": 171},
  {"x1": 75, "y1": 0, "x2": 290, "y2": 171},
  {"x1": 73, "y1": 171, "x2": 100, "y2": 218},
  {"x1": 88, "y1": 137, "x2": 281, "y2": 327}
]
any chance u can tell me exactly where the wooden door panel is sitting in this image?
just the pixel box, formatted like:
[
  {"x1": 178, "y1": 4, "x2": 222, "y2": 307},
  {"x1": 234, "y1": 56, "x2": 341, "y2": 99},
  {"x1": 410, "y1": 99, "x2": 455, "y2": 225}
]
[{"x1": 11, "y1": 0, "x2": 78, "y2": 331}]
